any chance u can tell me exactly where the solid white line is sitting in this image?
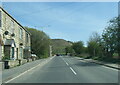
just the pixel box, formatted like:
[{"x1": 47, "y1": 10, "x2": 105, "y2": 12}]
[
  {"x1": 101, "y1": 66, "x2": 118, "y2": 71},
  {"x1": 74, "y1": 57, "x2": 119, "y2": 71},
  {"x1": 5, "y1": 64, "x2": 40, "y2": 83},
  {"x1": 5, "y1": 57, "x2": 54, "y2": 83},
  {"x1": 70, "y1": 67, "x2": 77, "y2": 75}
]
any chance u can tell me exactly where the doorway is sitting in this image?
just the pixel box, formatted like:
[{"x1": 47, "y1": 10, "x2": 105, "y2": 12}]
[{"x1": 16, "y1": 48, "x2": 18, "y2": 59}]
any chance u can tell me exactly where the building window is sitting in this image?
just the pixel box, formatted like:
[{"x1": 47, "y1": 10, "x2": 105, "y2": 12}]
[
  {"x1": 19, "y1": 28, "x2": 23, "y2": 39},
  {"x1": 20, "y1": 47, "x2": 23, "y2": 58},
  {"x1": 11, "y1": 20, "x2": 14, "y2": 33},
  {"x1": 26, "y1": 33, "x2": 29, "y2": 43},
  {"x1": 0, "y1": 11, "x2": 1, "y2": 27}
]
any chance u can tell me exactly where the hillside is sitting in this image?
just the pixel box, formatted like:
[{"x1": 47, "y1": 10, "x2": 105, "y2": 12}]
[{"x1": 51, "y1": 39, "x2": 72, "y2": 55}]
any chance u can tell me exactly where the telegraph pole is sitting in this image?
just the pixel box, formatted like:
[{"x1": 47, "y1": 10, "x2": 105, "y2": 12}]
[{"x1": 49, "y1": 45, "x2": 52, "y2": 57}]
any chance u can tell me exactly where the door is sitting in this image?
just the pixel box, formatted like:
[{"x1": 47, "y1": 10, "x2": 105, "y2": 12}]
[
  {"x1": 11, "y1": 47, "x2": 14, "y2": 58},
  {"x1": 16, "y1": 48, "x2": 18, "y2": 59},
  {"x1": 4, "y1": 46, "x2": 10, "y2": 60},
  {"x1": 0, "y1": 44, "x2": 1, "y2": 61}
]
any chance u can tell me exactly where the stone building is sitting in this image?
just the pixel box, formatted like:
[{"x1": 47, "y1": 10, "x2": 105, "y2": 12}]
[
  {"x1": 0, "y1": 7, "x2": 31, "y2": 61},
  {"x1": 0, "y1": 35, "x2": 3, "y2": 61}
]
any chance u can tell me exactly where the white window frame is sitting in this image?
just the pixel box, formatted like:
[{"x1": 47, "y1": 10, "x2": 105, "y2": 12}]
[
  {"x1": 11, "y1": 20, "x2": 14, "y2": 33},
  {"x1": 19, "y1": 28, "x2": 23, "y2": 39}
]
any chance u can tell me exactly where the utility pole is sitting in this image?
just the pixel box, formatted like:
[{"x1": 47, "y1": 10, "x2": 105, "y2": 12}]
[
  {"x1": 49, "y1": 45, "x2": 52, "y2": 57},
  {"x1": 94, "y1": 48, "x2": 96, "y2": 57},
  {"x1": 0, "y1": 0, "x2": 2, "y2": 8}
]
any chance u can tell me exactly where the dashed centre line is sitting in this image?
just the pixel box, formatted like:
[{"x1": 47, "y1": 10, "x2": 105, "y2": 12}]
[
  {"x1": 66, "y1": 62, "x2": 69, "y2": 66},
  {"x1": 62, "y1": 57, "x2": 77, "y2": 75},
  {"x1": 70, "y1": 67, "x2": 77, "y2": 75}
]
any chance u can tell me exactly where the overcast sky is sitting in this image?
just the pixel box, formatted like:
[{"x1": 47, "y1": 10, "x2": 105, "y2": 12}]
[{"x1": 2, "y1": 2, "x2": 118, "y2": 45}]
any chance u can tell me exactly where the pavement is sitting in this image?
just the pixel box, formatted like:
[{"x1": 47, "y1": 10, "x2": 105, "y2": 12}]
[
  {"x1": 0, "y1": 62, "x2": 2, "y2": 85},
  {"x1": 1, "y1": 56, "x2": 119, "y2": 84},
  {"x1": 1, "y1": 56, "x2": 54, "y2": 83}
]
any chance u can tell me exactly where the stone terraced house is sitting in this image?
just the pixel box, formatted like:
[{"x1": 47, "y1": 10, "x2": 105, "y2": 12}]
[{"x1": 0, "y1": 7, "x2": 31, "y2": 62}]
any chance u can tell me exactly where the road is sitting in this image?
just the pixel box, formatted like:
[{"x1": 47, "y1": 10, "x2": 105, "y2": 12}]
[{"x1": 4, "y1": 56, "x2": 118, "y2": 83}]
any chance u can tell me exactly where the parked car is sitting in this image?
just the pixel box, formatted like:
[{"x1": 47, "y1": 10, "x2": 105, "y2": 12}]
[
  {"x1": 31, "y1": 54, "x2": 37, "y2": 57},
  {"x1": 31, "y1": 54, "x2": 37, "y2": 61},
  {"x1": 56, "y1": 54, "x2": 60, "y2": 56}
]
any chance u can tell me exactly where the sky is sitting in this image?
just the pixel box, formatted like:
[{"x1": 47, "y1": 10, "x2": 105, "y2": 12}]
[{"x1": 2, "y1": 2, "x2": 118, "y2": 45}]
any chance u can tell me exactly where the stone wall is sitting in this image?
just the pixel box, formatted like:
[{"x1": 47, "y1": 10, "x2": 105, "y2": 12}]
[
  {"x1": 8, "y1": 59, "x2": 28, "y2": 68},
  {"x1": 21, "y1": 59, "x2": 27, "y2": 65},
  {"x1": 0, "y1": 62, "x2": 4, "y2": 70},
  {"x1": 8, "y1": 60, "x2": 19, "y2": 68}
]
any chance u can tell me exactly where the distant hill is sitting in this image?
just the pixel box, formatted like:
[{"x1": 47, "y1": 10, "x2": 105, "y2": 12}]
[{"x1": 51, "y1": 39, "x2": 72, "y2": 55}]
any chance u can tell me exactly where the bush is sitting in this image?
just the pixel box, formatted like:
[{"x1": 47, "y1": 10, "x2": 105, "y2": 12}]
[
  {"x1": 92, "y1": 57, "x2": 99, "y2": 60},
  {"x1": 2, "y1": 56, "x2": 10, "y2": 61}
]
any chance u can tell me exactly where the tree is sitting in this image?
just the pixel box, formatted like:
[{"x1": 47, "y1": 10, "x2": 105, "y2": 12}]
[
  {"x1": 65, "y1": 46, "x2": 75, "y2": 56},
  {"x1": 102, "y1": 17, "x2": 119, "y2": 58},
  {"x1": 25, "y1": 27, "x2": 50, "y2": 58},
  {"x1": 117, "y1": 16, "x2": 120, "y2": 57},
  {"x1": 87, "y1": 32, "x2": 101, "y2": 57},
  {"x1": 72, "y1": 41, "x2": 84, "y2": 55},
  {"x1": 89, "y1": 32, "x2": 101, "y2": 42}
]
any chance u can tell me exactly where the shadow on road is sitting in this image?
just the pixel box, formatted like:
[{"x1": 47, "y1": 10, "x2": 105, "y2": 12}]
[
  {"x1": 70, "y1": 62, "x2": 100, "y2": 67},
  {"x1": 47, "y1": 65, "x2": 69, "y2": 68}
]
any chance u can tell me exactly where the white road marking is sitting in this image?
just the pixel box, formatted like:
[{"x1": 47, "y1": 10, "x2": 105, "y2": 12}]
[
  {"x1": 101, "y1": 66, "x2": 119, "y2": 71},
  {"x1": 5, "y1": 57, "x2": 55, "y2": 83},
  {"x1": 62, "y1": 58, "x2": 65, "y2": 62},
  {"x1": 62, "y1": 57, "x2": 77, "y2": 75},
  {"x1": 62, "y1": 58, "x2": 69, "y2": 66},
  {"x1": 74, "y1": 57, "x2": 81, "y2": 59},
  {"x1": 66, "y1": 62, "x2": 69, "y2": 66},
  {"x1": 74, "y1": 57, "x2": 119, "y2": 71},
  {"x1": 5, "y1": 64, "x2": 40, "y2": 83},
  {"x1": 70, "y1": 67, "x2": 77, "y2": 75}
]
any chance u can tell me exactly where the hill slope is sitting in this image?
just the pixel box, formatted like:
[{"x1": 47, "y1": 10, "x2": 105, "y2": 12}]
[{"x1": 51, "y1": 39, "x2": 72, "y2": 54}]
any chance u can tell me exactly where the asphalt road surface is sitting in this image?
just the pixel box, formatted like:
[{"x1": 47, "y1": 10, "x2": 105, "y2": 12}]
[{"x1": 4, "y1": 56, "x2": 118, "y2": 83}]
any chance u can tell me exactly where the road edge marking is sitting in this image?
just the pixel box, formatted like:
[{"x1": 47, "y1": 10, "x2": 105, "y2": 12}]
[
  {"x1": 74, "y1": 57, "x2": 119, "y2": 71},
  {"x1": 5, "y1": 56, "x2": 54, "y2": 83},
  {"x1": 101, "y1": 66, "x2": 118, "y2": 71}
]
